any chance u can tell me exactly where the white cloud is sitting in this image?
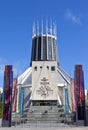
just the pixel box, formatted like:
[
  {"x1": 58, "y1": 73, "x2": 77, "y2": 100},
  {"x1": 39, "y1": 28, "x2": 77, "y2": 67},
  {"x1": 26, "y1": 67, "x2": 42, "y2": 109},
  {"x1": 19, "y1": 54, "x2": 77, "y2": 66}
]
[{"x1": 65, "y1": 9, "x2": 81, "y2": 25}]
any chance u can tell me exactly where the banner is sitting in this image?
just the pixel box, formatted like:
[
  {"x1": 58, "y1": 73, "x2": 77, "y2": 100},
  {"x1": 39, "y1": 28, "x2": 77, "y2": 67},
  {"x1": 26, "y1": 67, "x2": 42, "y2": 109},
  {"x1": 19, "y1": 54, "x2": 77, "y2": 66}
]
[
  {"x1": 65, "y1": 88, "x2": 69, "y2": 114},
  {"x1": 2, "y1": 65, "x2": 13, "y2": 127},
  {"x1": 71, "y1": 79, "x2": 76, "y2": 112},
  {"x1": 12, "y1": 78, "x2": 17, "y2": 112},
  {"x1": 75, "y1": 65, "x2": 85, "y2": 120},
  {"x1": 20, "y1": 88, "x2": 24, "y2": 115},
  {"x1": 16, "y1": 84, "x2": 21, "y2": 113},
  {"x1": 68, "y1": 84, "x2": 72, "y2": 113}
]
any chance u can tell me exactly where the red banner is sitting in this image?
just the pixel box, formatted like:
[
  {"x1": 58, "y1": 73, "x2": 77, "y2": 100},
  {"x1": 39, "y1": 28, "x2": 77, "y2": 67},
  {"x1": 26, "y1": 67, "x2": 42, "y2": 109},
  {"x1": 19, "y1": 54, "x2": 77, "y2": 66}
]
[{"x1": 12, "y1": 78, "x2": 17, "y2": 112}]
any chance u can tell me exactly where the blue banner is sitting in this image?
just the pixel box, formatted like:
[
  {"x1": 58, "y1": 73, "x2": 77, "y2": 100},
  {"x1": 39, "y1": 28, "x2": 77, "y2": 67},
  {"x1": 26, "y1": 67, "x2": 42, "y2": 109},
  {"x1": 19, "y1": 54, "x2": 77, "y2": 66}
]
[
  {"x1": 65, "y1": 88, "x2": 69, "y2": 114},
  {"x1": 20, "y1": 88, "x2": 24, "y2": 115}
]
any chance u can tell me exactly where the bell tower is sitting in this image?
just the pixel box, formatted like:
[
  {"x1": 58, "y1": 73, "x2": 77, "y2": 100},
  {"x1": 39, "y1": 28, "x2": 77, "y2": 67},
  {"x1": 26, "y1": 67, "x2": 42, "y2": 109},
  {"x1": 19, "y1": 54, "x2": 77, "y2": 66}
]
[
  {"x1": 30, "y1": 20, "x2": 58, "y2": 64},
  {"x1": 31, "y1": 21, "x2": 59, "y2": 106}
]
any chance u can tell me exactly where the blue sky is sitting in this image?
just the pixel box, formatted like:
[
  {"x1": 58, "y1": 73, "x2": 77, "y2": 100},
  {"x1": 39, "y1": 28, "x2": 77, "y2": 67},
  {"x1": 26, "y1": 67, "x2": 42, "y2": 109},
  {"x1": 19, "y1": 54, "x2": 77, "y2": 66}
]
[{"x1": 0, "y1": 0, "x2": 88, "y2": 89}]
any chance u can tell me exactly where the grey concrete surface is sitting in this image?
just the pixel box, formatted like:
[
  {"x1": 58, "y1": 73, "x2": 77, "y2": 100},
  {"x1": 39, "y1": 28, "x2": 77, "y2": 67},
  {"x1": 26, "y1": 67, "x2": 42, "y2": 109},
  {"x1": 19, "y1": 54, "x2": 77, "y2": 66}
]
[{"x1": 0, "y1": 127, "x2": 88, "y2": 130}]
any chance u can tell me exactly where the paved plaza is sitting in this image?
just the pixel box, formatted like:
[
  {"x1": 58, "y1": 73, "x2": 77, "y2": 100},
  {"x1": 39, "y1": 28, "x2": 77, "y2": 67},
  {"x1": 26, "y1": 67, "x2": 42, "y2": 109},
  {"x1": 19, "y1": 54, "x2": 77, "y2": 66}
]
[{"x1": 0, "y1": 126, "x2": 88, "y2": 130}]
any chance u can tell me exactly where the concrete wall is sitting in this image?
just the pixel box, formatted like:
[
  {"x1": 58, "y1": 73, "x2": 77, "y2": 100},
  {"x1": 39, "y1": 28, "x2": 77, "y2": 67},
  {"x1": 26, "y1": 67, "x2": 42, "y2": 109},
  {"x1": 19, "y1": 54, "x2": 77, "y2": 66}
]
[{"x1": 32, "y1": 61, "x2": 58, "y2": 101}]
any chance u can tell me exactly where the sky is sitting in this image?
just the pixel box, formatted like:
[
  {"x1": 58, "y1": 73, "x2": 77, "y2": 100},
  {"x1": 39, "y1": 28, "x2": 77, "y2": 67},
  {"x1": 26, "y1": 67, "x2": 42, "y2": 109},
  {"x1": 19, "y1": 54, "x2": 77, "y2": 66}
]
[{"x1": 0, "y1": 0, "x2": 88, "y2": 89}]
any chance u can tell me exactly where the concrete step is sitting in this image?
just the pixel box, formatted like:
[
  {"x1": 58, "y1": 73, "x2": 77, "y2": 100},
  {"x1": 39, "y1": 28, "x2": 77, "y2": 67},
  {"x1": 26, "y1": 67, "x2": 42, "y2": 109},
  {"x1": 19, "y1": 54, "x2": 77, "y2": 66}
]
[{"x1": 12, "y1": 105, "x2": 74, "y2": 126}]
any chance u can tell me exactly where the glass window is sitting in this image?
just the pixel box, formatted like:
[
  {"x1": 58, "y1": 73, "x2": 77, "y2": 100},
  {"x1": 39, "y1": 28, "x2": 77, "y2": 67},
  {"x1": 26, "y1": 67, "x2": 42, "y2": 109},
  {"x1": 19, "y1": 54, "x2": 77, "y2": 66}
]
[
  {"x1": 40, "y1": 66, "x2": 42, "y2": 69},
  {"x1": 51, "y1": 66, "x2": 55, "y2": 71},
  {"x1": 48, "y1": 37, "x2": 52, "y2": 60},
  {"x1": 52, "y1": 38, "x2": 57, "y2": 61},
  {"x1": 32, "y1": 38, "x2": 37, "y2": 61},
  {"x1": 34, "y1": 66, "x2": 37, "y2": 71},
  {"x1": 47, "y1": 66, "x2": 49, "y2": 70},
  {"x1": 43, "y1": 36, "x2": 47, "y2": 60},
  {"x1": 38, "y1": 37, "x2": 41, "y2": 60}
]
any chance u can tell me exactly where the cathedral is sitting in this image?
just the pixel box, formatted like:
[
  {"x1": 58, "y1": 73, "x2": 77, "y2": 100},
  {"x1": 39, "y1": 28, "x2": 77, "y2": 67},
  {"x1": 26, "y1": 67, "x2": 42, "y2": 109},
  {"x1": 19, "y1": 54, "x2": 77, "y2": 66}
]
[
  {"x1": 15, "y1": 21, "x2": 74, "y2": 115},
  {"x1": 2, "y1": 21, "x2": 87, "y2": 127},
  {"x1": 9, "y1": 20, "x2": 78, "y2": 127}
]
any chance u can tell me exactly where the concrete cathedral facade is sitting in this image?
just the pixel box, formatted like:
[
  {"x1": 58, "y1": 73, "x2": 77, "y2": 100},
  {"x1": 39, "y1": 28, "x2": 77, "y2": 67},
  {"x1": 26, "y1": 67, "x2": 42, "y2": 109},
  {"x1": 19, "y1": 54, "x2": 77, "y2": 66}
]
[
  {"x1": 2, "y1": 21, "x2": 87, "y2": 127},
  {"x1": 15, "y1": 21, "x2": 73, "y2": 113},
  {"x1": 11, "y1": 21, "x2": 79, "y2": 127}
]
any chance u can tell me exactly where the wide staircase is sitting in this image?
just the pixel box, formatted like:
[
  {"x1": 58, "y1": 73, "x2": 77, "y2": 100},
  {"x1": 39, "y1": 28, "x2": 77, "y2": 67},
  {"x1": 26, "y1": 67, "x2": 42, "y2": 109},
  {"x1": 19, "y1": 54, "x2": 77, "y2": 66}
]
[{"x1": 12, "y1": 105, "x2": 75, "y2": 127}]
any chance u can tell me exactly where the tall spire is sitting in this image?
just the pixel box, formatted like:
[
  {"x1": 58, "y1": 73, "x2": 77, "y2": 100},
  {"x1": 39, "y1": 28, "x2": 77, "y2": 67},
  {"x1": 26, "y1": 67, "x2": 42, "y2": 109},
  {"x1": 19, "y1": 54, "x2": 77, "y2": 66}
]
[
  {"x1": 32, "y1": 19, "x2": 57, "y2": 37},
  {"x1": 50, "y1": 18, "x2": 52, "y2": 35},
  {"x1": 33, "y1": 21, "x2": 36, "y2": 37},
  {"x1": 41, "y1": 20, "x2": 43, "y2": 35},
  {"x1": 53, "y1": 21, "x2": 57, "y2": 37},
  {"x1": 46, "y1": 19, "x2": 48, "y2": 34},
  {"x1": 37, "y1": 20, "x2": 39, "y2": 35}
]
